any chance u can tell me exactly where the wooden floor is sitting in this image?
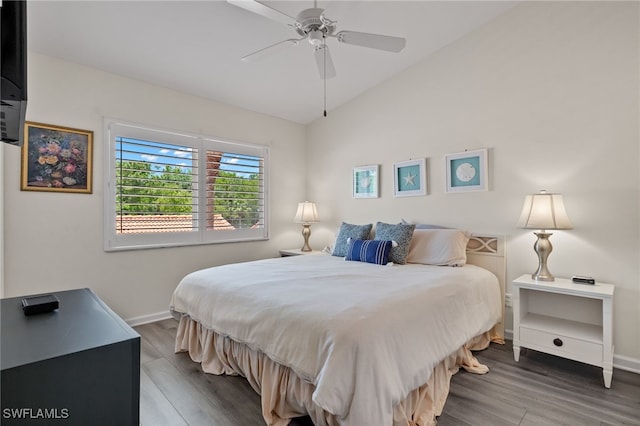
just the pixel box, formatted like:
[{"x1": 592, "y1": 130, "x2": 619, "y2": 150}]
[{"x1": 136, "y1": 319, "x2": 640, "y2": 426}]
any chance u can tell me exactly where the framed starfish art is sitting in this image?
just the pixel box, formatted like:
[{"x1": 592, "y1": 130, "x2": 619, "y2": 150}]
[{"x1": 393, "y1": 158, "x2": 426, "y2": 197}]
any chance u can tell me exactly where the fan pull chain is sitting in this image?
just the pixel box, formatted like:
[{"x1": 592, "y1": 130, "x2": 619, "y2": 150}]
[{"x1": 323, "y1": 36, "x2": 327, "y2": 117}]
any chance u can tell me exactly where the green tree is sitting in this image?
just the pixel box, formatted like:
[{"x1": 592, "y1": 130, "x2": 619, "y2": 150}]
[
  {"x1": 116, "y1": 162, "x2": 262, "y2": 228},
  {"x1": 211, "y1": 171, "x2": 261, "y2": 228},
  {"x1": 116, "y1": 161, "x2": 193, "y2": 215}
]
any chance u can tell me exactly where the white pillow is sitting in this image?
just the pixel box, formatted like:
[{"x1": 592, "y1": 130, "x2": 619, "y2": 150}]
[{"x1": 406, "y1": 229, "x2": 471, "y2": 267}]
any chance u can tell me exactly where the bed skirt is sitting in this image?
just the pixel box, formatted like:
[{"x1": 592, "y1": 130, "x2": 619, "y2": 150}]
[{"x1": 175, "y1": 315, "x2": 498, "y2": 426}]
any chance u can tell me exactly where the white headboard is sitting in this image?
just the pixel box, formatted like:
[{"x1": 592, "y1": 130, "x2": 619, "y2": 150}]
[{"x1": 466, "y1": 234, "x2": 506, "y2": 342}]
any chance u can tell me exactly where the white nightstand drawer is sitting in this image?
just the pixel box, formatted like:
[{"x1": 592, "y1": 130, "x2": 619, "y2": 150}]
[{"x1": 520, "y1": 327, "x2": 603, "y2": 365}]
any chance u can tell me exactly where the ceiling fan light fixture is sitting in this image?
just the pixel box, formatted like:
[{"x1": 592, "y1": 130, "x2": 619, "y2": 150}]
[{"x1": 308, "y1": 30, "x2": 324, "y2": 46}]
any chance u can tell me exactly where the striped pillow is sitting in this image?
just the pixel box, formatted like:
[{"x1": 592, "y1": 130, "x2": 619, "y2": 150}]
[{"x1": 345, "y1": 239, "x2": 393, "y2": 265}]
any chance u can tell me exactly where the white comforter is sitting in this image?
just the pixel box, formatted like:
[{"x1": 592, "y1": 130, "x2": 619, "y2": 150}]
[{"x1": 170, "y1": 254, "x2": 501, "y2": 426}]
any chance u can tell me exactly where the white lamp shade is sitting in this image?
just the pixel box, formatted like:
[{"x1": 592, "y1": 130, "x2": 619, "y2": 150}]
[
  {"x1": 518, "y1": 192, "x2": 573, "y2": 231},
  {"x1": 294, "y1": 201, "x2": 319, "y2": 224}
]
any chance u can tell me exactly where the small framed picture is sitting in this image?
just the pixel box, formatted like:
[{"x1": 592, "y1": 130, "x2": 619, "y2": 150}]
[
  {"x1": 353, "y1": 165, "x2": 379, "y2": 198},
  {"x1": 445, "y1": 148, "x2": 488, "y2": 193},
  {"x1": 21, "y1": 122, "x2": 93, "y2": 193},
  {"x1": 393, "y1": 158, "x2": 426, "y2": 197}
]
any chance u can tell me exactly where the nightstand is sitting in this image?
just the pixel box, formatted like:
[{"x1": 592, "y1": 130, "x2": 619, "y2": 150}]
[
  {"x1": 512, "y1": 274, "x2": 614, "y2": 388},
  {"x1": 279, "y1": 248, "x2": 322, "y2": 257}
]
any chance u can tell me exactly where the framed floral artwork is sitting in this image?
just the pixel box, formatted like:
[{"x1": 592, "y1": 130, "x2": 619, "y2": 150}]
[
  {"x1": 21, "y1": 122, "x2": 93, "y2": 193},
  {"x1": 445, "y1": 149, "x2": 488, "y2": 193},
  {"x1": 353, "y1": 165, "x2": 379, "y2": 198},
  {"x1": 393, "y1": 158, "x2": 426, "y2": 197}
]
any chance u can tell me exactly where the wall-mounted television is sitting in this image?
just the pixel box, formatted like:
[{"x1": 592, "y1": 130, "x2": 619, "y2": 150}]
[{"x1": 1, "y1": 0, "x2": 28, "y2": 146}]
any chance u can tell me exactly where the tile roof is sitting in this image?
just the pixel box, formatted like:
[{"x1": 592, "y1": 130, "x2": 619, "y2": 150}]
[{"x1": 116, "y1": 214, "x2": 235, "y2": 233}]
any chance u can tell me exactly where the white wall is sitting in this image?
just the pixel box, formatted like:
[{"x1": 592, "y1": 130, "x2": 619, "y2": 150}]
[
  {"x1": 307, "y1": 1, "x2": 640, "y2": 362},
  {"x1": 2, "y1": 52, "x2": 306, "y2": 322}
]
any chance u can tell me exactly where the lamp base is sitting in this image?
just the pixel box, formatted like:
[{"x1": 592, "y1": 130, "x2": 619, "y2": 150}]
[
  {"x1": 532, "y1": 271, "x2": 555, "y2": 282},
  {"x1": 300, "y1": 224, "x2": 312, "y2": 252},
  {"x1": 532, "y1": 232, "x2": 554, "y2": 282}
]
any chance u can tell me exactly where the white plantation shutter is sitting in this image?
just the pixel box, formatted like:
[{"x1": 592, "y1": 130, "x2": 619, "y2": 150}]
[
  {"x1": 205, "y1": 150, "x2": 265, "y2": 230},
  {"x1": 116, "y1": 137, "x2": 199, "y2": 234},
  {"x1": 104, "y1": 119, "x2": 268, "y2": 251}
]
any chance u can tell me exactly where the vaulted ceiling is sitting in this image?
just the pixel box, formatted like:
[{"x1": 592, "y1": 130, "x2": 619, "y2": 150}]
[{"x1": 27, "y1": 1, "x2": 517, "y2": 124}]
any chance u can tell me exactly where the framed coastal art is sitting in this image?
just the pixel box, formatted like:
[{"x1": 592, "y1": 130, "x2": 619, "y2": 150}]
[
  {"x1": 21, "y1": 122, "x2": 93, "y2": 193},
  {"x1": 445, "y1": 148, "x2": 488, "y2": 193},
  {"x1": 393, "y1": 158, "x2": 426, "y2": 197},
  {"x1": 353, "y1": 165, "x2": 379, "y2": 198}
]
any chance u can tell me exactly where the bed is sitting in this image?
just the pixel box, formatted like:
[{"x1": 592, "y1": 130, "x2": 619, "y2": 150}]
[{"x1": 170, "y1": 229, "x2": 505, "y2": 426}]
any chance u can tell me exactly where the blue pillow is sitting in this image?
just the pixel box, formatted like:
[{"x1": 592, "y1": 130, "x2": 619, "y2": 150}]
[
  {"x1": 346, "y1": 239, "x2": 393, "y2": 265},
  {"x1": 374, "y1": 222, "x2": 416, "y2": 264},
  {"x1": 332, "y1": 222, "x2": 373, "y2": 257}
]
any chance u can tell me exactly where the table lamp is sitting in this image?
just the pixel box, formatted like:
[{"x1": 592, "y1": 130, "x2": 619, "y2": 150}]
[
  {"x1": 518, "y1": 190, "x2": 573, "y2": 281},
  {"x1": 294, "y1": 201, "x2": 319, "y2": 252}
]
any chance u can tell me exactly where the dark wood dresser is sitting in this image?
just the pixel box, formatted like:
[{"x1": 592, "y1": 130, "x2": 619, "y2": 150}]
[{"x1": 1, "y1": 288, "x2": 140, "y2": 425}]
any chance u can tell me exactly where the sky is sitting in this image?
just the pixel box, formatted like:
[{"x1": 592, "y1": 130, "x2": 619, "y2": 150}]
[{"x1": 116, "y1": 137, "x2": 260, "y2": 176}]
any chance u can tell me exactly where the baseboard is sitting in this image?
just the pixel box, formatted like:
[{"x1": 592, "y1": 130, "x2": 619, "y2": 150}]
[
  {"x1": 613, "y1": 354, "x2": 640, "y2": 374},
  {"x1": 503, "y1": 328, "x2": 640, "y2": 374},
  {"x1": 126, "y1": 310, "x2": 173, "y2": 327},
  {"x1": 504, "y1": 328, "x2": 513, "y2": 341}
]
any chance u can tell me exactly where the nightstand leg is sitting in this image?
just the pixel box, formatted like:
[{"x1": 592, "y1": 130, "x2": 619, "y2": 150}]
[
  {"x1": 603, "y1": 368, "x2": 612, "y2": 388},
  {"x1": 513, "y1": 344, "x2": 520, "y2": 362}
]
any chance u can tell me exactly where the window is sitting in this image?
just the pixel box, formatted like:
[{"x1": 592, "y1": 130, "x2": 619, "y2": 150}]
[{"x1": 104, "y1": 120, "x2": 268, "y2": 251}]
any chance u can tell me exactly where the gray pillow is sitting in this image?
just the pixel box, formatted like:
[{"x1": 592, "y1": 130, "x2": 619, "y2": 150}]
[
  {"x1": 374, "y1": 222, "x2": 416, "y2": 264},
  {"x1": 332, "y1": 222, "x2": 373, "y2": 257}
]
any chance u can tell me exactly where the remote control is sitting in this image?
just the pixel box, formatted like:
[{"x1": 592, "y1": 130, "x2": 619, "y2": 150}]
[
  {"x1": 22, "y1": 294, "x2": 59, "y2": 315},
  {"x1": 571, "y1": 275, "x2": 595, "y2": 285}
]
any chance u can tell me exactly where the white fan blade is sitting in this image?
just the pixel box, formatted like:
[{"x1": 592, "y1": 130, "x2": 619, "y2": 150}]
[
  {"x1": 335, "y1": 30, "x2": 406, "y2": 52},
  {"x1": 241, "y1": 38, "x2": 301, "y2": 63},
  {"x1": 314, "y1": 44, "x2": 336, "y2": 80},
  {"x1": 227, "y1": 0, "x2": 297, "y2": 27}
]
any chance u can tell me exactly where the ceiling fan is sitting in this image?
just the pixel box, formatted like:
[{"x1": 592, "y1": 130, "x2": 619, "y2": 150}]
[{"x1": 227, "y1": 0, "x2": 407, "y2": 80}]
